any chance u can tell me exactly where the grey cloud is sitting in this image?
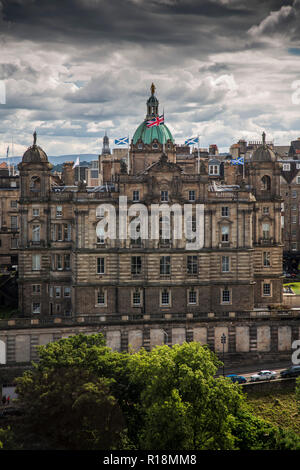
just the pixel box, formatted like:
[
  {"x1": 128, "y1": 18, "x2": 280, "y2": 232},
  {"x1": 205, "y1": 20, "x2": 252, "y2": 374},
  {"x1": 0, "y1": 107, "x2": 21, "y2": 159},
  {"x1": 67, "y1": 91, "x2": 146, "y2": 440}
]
[{"x1": 248, "y1": 4, "x2": 297, "y2": 36}]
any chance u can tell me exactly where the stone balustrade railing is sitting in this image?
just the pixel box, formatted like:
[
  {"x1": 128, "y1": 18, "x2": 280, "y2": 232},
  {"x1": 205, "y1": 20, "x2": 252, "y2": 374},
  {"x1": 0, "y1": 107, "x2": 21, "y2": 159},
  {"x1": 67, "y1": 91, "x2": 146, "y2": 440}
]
[{"x1": 0, "y1": 309, "x2": 299, "y2": 329}]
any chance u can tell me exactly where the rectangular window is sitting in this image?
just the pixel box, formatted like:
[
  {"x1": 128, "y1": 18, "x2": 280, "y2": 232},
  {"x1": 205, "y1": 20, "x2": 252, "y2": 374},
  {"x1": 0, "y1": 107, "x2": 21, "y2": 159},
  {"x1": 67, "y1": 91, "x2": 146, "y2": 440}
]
[
  {"x1": 63, "y1": 224, "x2": 71, "y2": 241},
  {"x1": 222, "y1": 256, "x2": 230, "y2": 272},
  {"x1": 56, "y1": 254, "x2": 62, "y2": 270},
  {"x1": 263, "y1": 252, "x2": 270, "y2": 267},
  {"x1": 55, "y1": 287, "x2": 61, "y2": 298},
  {"x1": 10, "y1": 200, "x2": 17, "y2": 208},
  {"x1": 221, "y1": 206, "x2": 229, "y2": 217},
  {"x1": 263, "y1": 207, "x2": 269, "y2": 214},
  {"x1": 132, "y1": 289, "x2": 141, "y2": 306},
  {"x1": 133, "y1": 190, "x2": 140, "y2": 202},
  {"x1": 188, "y1": 289, "x2": 197, "y2": 305},
  {"x1": 32, "y1": 224, "x2": 40, "y2": 242},
  {"x1": 11, "y1": 216, "x2": 18, "y2": 230},
  {"x1": 160, "y1": 256, "x2": 171, "y2": 275},
  {"x1": 283, "y1": 163, "x2": 290, "y2": 171},
  {"x1": 292, "y1": 216, "x2": 297, "y2": 224},
  {"x1": 161, "y1": 190, "x2": 168, "y2": 202},
  {"x1": 262, "y1": 223, "x2": 270, "y2": 239},
  {"x1": 97, "y1": 257, "x2": 105, "y2": 274},
  {"x1": 292, "y1": 242, "x2": 297, "y2": 251},
  {"x1": 292, "y1": 190, "x2": 297, "y2": 198},
  {"x1": 32, "y1": 254, "x2": 41, "y2": 271},
  {"x1": 33, "y1": 208, "x2": 40, "y2": 217},
  {"x1": 263, "y1": 283, "x2": 271, "y2": 296},
  {"x1": 297, "y1": 176, "x2": 300, "y2": 184},
  {"x1": 32, "y1": 284, "x2": 41, "y2": 294},
  {"x1": 188, "y1": 190, "x2": 195, "y2": 201},
  {"x1": 187, "y1": 255, "x2": 198, "y2": 275},
  {"x1": 97, "y1": 289, "x2": 106, "y2": 305},
  {"x1": 64, "y1": 287, "x2": 71, "y2": 297},
  {"x1": 221, "y1": 225, "x2": 229, "y2": 242},
  {"x1": 131, "y1": 256, "x2": 142, "y2": 275},
  {"x1": 292, "y1": 205, "x2": 297, "y2": 211},
  {"x1": 32, "y1": 303, "x2": 41, "y2": 314},
  {"x1": 222, "y1": 289, "x2": 230, "y2": 303},
  {"x1": 161, "y1": 289, "x2": 170, "y2": 306},
  {"x1": 64, "y1": 254, "x2": 71, "y2": 270}
]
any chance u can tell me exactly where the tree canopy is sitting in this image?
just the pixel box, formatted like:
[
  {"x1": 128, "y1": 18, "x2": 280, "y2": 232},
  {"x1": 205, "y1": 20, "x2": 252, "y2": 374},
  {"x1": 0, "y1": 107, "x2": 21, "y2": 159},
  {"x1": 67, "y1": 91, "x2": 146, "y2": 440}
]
[{"x1": 1, "y1": 333, "x2": 298, "y2": 450}]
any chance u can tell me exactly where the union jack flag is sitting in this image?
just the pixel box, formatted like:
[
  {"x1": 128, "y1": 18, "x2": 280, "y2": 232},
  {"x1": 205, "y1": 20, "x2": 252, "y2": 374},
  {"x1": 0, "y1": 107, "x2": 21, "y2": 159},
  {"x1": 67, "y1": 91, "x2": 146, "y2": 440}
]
[{"x1": 146, "y1": 114, "x2": 164, "y2": 128}]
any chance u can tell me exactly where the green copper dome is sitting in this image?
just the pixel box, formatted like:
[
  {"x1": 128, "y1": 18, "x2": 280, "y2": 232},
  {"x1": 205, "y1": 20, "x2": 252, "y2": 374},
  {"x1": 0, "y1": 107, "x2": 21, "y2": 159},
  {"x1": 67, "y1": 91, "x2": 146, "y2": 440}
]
[
  {"x1": 132, "y1": 83, "x2": 174, "y2": 145},
  {"x1": 133, "y1": 120, "x2": 174, "y2": 145}
]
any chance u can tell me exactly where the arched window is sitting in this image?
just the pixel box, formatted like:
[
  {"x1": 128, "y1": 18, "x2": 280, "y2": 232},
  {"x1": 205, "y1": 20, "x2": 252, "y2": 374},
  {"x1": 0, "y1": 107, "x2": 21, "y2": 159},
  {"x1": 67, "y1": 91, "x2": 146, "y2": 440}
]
[
  {"x1": 261, "y1": 175, "x2": 271, "y2": 191},
  {"x1": 30, "y1": 176, "x2": 41, "y2": 193}
]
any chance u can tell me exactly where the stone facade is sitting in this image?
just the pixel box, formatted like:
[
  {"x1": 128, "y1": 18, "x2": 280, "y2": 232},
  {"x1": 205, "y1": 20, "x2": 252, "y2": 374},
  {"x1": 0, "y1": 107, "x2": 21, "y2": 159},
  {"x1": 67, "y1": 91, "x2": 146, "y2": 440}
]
[
  {"x1": 0, "y1": 314, "x2": 299, "y2": 365},
  {"x1": 1, "y1": 87, "x2": 296, "y2": 366}
]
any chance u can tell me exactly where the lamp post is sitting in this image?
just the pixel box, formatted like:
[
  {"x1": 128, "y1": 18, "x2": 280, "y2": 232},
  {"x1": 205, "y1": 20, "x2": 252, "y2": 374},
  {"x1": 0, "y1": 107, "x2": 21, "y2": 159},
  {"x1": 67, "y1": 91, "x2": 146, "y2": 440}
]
[{"x1": 221, "y1": 333, "x2": 226, "y2": 377}]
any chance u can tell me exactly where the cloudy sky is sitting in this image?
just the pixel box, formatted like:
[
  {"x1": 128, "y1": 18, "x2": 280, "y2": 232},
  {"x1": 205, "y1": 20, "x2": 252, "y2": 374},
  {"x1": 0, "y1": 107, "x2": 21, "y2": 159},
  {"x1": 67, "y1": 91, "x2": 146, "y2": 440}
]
[{"x1": 0, "y1": 0, "x2": 300, "y2": 157}]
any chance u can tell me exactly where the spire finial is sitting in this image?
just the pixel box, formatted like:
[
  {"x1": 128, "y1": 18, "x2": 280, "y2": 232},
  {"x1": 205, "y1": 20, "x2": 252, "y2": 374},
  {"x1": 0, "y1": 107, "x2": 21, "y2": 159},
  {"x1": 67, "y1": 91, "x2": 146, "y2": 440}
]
[
  {"x1": 33, "y1": 130, "x2": 37, "y2": 146},
  {"x1": 151, "y1": 82, "x2": 155, "y2": 95},
  {"x1": 262, "y1": 131, "x2": 266, "y2": 146}
]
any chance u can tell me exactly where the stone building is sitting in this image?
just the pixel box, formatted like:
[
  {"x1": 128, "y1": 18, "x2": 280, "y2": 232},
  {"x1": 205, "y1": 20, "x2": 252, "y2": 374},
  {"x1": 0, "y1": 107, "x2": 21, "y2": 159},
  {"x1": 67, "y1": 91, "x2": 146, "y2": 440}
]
[
  {"x1": 16, "y1": 87, "x2": 283, "y2": 319},
  {"x1": 1, "y1": 85, "x2": 296, "y2": 367},
  {"x1": 0, "y1": 162, "x2": 19, "y2": 270}
]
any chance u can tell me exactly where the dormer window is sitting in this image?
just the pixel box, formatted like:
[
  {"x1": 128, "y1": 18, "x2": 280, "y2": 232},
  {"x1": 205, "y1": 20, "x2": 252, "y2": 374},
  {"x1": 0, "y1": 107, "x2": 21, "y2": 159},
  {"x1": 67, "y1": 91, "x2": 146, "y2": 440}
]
[
  {"x1": 152, "y1": 143, "x2": 158, "y2": 149},
  {"x1": 209, "y1": 165, "x2": 219, "y2": 175},
  {"x1": 138, "y1": 143, "x2": 143, "y2": 150}
]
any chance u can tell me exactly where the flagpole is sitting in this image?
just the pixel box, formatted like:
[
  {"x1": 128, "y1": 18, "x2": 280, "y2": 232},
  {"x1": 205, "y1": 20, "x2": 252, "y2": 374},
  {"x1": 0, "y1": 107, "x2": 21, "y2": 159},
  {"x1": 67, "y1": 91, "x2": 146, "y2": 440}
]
[
  {"x1": 243, "y1": 156, "x2": 245, "y2": 179},
  {"x1": 127, "y1": 134, "x2": 130, "y2": 175},
  {"x1": 197, "y1": 135, "x2": 200, "y2": 174},
  {"x1": 7, "y1": 146, "x2": 10, "y2": 176}
]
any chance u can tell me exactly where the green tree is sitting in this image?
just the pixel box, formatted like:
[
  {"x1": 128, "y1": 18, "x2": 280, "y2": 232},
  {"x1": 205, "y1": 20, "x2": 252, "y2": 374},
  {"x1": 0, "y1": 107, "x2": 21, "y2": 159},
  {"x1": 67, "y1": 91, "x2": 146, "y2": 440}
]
[
  {"x1": 15, "y1": 334, "x2": 128, "y2": 450},
  {"x1": 296, "y1": 376, "x2": 300, "y2": 410},
  {"x1": 13, "y1": 334, "x2": 300, "y2": 450},
  {"x1": 126, "y1": 342, "x2": 244, "y2": 450}
]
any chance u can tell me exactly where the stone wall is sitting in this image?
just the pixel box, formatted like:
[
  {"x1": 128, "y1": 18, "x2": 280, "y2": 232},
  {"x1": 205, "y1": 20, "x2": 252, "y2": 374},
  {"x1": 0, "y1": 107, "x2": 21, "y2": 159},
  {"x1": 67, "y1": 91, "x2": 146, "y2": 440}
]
[{"x1": 0, "y1": 317, "x2": 299, "y2": 366}]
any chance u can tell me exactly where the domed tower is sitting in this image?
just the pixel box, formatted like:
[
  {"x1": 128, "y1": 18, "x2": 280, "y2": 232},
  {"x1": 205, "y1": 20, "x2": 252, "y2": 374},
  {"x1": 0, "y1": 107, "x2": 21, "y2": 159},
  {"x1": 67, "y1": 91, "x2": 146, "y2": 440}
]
[
  {"x1": 247, "y1": 132, "x2": 283, "y2": 307},
  {"x1": 18, "y1": 131, "x2": 52, "y2": 200},
  {"x1": 18, "y1": 132, "x2": 54, "y2": 316},
  {"x1": 130, "y1": 83, "x2": 176, "y2": 174},
  {"x1": 248, "y1": 131, "x2": 280, "y2": 200}
]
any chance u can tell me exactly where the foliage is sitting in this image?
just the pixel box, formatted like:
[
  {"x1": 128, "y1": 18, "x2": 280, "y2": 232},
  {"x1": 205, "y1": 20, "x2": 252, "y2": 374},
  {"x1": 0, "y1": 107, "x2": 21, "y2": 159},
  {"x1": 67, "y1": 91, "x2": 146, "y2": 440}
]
[
  {"x1": 15, "y1": 335, "x2": 129, "y2": 450},
  {"x1": 247, "y1": 389, "x2": 300, "y2": 435},
  {"x1": 296, "y1": 377, "x2": 300, "y2": 411},
  {"x1": 230, "y1": 409, "x2": 300, "y2": 450},
  {"x1": 0, "y1": 427, "x2": 18, "y2": 450},
  {"x1": 12, "y1": 334, "x2": 300, "y2": 450},
  {"x1": 125, "y1": 342, "x2": 244, "y2": 450}
]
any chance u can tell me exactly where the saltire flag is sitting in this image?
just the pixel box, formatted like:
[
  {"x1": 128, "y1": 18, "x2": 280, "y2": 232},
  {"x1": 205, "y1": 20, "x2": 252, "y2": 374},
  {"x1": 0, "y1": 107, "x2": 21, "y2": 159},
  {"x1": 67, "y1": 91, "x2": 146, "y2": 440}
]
[
  {"x1": 146, "y1": 114, "x2": 164, "y2": 128},
  {"x1": 114, "y1": 137, "x2": 129, "y2": 145},
  {"x1": 231, "y1": 156, "x2": 244, "y2": 165},
  {"x1": 73, "y1": 156, "x2": 80, "y2": 169},
  {"x1": 185, "y1": 137, "x2": 199, "y2": 146}
]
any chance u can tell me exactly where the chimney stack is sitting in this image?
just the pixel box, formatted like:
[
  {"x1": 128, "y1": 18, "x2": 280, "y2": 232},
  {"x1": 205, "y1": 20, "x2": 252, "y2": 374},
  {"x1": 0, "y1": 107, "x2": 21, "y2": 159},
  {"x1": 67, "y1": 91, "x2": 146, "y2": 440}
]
[{"x1": 62, "y1": 161, "x2": 75, "y2": 186}]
